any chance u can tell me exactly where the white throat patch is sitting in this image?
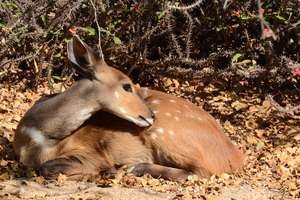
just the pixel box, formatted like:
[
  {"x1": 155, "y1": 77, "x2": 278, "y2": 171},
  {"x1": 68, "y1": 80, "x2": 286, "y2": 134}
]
[{"x1": 22, "y1": 127, "x2": 46, "y2": 145}]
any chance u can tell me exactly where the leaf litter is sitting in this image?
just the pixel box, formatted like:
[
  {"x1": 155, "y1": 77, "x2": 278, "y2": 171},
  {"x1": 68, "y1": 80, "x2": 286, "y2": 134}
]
[{"x1": 0, "y1": 78, "x2": 299, "y2": 199}]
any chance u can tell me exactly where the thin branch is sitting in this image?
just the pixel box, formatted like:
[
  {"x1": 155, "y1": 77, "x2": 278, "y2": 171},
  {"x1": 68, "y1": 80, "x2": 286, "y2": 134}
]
[
  {"x1": 223, "y1": 0, "x2": 232, "y2": 9},
  {"x1": 183, "y1": 10, "x2": 194, "y2": 59},
  {"x1": 168, "y1": 0, "x2": 204, "y2": 10},
  {"x1": 167, "y1": 13, "x2": 183, "y2": 58},
  {"x1": 89, "y1": 0, "x2": 104, "y2": 60},
  {"x1": 267, "y1": 95, "x2": 300, "y2": 113},
  {"x1": 0, "y1": 44, "x2": 45, "y2": 68}
]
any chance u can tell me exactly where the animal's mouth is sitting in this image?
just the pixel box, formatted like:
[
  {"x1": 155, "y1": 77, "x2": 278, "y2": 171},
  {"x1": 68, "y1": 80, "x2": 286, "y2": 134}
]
[
  {"x1": 138, "y1": 115, "x2": 154, "y2": 126},
  {"x1": 108, "y1": 106, "x2": 155, "y2": 127},
  {"x1": 125, "y1": 115, "x2": 154, "y2": 127}
]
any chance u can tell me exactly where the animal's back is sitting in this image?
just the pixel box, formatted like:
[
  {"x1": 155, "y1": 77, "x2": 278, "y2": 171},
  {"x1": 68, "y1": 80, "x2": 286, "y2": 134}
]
[{"x1": 139, "y1": 88, "x2": 245, "y2": 177}]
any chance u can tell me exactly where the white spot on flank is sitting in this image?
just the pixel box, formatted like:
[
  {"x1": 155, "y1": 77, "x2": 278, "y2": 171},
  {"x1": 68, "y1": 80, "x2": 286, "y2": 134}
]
[
  {"x1": 169, "y1": 99, "x2": 176, "y2": 103},
  {"x1": 119, "y1": 107, "x2": 127, "y2": 114},
  {"x1": 114, "y1": 91, "x2": 120, "y2": 99},
  {"x1": 165, "y1": 112, "x2": 171, "y2": 117},
  {"x1": 197, "y1": 117, "x2": 202, "y2": 121},
  {"x1": 141, "y1": 87, "x2": 149, "y2": 96},
  {"x1": 174, "y1": 116, "x2": 179, "y2": 121},
  {"x1": 151, "y1": 99, "x2": 160, "y2": 105},
  {"x1": 175, "y1": 110, "x2": 182, "y2": 114},
  {"x1": 157, "y1": 128, "x2": 164, "y2": 134},
  {"x1": 151, "y1": 133, "x2": 157, "y2": 139},
  {"x1": 169, "y1": 130, "x2": 175, "y2": 136},
  {"x1": 153, "y1": 110, "x2": 159, "y2": 114},
  {"x1": 22, "y1": 127, "x2": 45, "y2": 145}
]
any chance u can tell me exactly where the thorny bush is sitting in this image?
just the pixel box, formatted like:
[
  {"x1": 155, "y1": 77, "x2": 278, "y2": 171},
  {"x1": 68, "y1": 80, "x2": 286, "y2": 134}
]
[{"x1": 0, "y1": 0, "x2": 299, "y2": 92}]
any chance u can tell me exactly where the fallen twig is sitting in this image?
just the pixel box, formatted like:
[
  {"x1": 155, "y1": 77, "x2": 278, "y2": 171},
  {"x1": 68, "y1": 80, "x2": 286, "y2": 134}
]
[{"x1": 267, "y1": 95, "x2": 300, "y2": 113}]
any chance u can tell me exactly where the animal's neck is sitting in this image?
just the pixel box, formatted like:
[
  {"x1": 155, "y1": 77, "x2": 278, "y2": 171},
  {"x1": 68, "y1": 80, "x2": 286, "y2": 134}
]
[{"x1": 23, "y1": 79, "x2": 102, "y2": 139}]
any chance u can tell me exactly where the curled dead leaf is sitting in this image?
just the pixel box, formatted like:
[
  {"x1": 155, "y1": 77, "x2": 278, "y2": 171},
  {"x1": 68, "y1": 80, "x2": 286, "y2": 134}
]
[
  {"x1": 56, "y1": 173, "x2": 67, "y2": 184},
  {"x1": 187, "y1": 174, "x2": 199, "y2": 182},
  {"x1": 0, "y1": 172, "x2": 10, "y2": 181},
  {"x1": 293, "y1": 133, "x2": 300, "y2": 141},
  {"x1": 249, "y1": 105, "x2": 259, "y2": 112},
  {"x1": 173, "y1": 79, "x2": 180, "y2": 88},
  {"x1": 262, "y1": 100, "x2": 271, "y2": 111},
  {"x1": 245, "y1": 120, "x2": 258, "y2": 130},
  {"x1": 163, "y1": 78, "x2": 173, "y2": 87},
  {"x1": 255, "y1": 129, "x2": 264, "y2": 138},
  {"x1": 223, "y1": 121, "x2": 235, "y2": 134},
  {"x1": 246, "y1": 136, "x2": 258, "y2": 144},
  {"x1": 231, "y1": 101, "x2": 248, "y2": 111},
  {"x1": 220, "y1": 173, "x2": 230, "y2": 180},
  {"x1": 256, "y1": 141, "x2": 265, "y2": 150}
]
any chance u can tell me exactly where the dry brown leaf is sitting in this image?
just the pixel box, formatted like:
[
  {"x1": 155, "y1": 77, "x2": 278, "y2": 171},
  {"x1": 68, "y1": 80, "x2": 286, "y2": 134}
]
[
  {"x1": 246, "y1": 136, "x2": 258, "y2": 144},
  {"x1": 255, "y1": 129, "x2": 264, "y2": 138},
  {"x1": 163, "y1": 78, "x2": 173, "y2": 87},
  {"x1": 56, "y1": 173, "x2": 68, "y2": 184},
  {"x1": 231, "y1": 101, "x2": 248, "y2": 111},
  {"x1": 223, "y1": 121, "x2": 235, "y2": 134},
  {"x1": 262, "y1": 100, "x2": 272, "y2": 112},
  {"x1": 249, "y1": 105, "x2": 259, "y2": 112},
  {"x1": 173, "y1": 79, "x2": 180, "y2": 88}
]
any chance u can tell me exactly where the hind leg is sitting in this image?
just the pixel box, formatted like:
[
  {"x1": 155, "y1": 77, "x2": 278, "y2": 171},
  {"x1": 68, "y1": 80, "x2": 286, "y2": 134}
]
[
  {"x1": 38, "y1": 155, "x2": 100, "y2": 180},
  {"x1": 127, "y1": 163, "x2": 193, "y2": 181}
]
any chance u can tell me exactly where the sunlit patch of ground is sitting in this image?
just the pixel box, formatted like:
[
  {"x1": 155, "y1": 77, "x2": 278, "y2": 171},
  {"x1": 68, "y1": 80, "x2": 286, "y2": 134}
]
[{"x1": 0, "y1": 79, "x2": 299, "y2": 199}]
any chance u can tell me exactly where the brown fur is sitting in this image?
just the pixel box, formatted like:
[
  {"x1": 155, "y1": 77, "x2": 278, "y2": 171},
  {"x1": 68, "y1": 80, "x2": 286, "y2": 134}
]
[
  {"x1": 139, "y1": 89, "x2": 245, "y2": 177},
  {"x1": 13, "y1": 36, "x2": 245, "y2": 181},
  {"x1": 36, "y1": 112, "x2": 154, "y2": 179},
  {"x1": 26, "y1": 90, "x2": 244, "y2": 181}
]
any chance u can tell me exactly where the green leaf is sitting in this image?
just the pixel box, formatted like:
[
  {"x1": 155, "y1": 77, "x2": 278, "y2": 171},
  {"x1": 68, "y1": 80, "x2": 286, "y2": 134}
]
[
  {"x1": 63, "y1": 38, "x2": 72, "y2": 43},
  {"x1": 232, "y1": 53, "x2": 242, "y2": 63},
  {"x1": 216, "y1": 27, "x2": 223, "y2": 32},
  {"x1": 113, "y1": 36, "x2": 122, "y2": 45},
  {"x1": 53, "y1": 53, "x2": 61, "y2": 58},
  {"x1": 0, "y1": 21, "x2": 5, "y2": 28},
  {"x1": 275, "y1": 15, "x2": 286, "y2": 21},
  {"x1": 2, "y1": 2, "x2": 18, "y2": 10},
  {"x1": 237, "y1": 59, "x2": 252, "y2": 65},
  {"x1": 293, "y1": 20, "x2": 300, "y2": 27},
  {"x1": 41, "y1": 15, "x2": 46, "y2": 25},
  {"x1": 275, "y1": 15, "x2": 288, "y2": 24},
  {"x1": 240, "y1": 15, "x2": 255, "y2": 21},
  {"x1": 82, "y1": 26, "x2": 96, "y2": 36},
  {"x1": 52, "y1": 75, "x2": 62, "y2": 80},
  {"x1": 157, "y1": 10, "x2": 167, "y2": 20},
  {"x1": 112, "y1": 19, "x2": 121, "y2": 28}
]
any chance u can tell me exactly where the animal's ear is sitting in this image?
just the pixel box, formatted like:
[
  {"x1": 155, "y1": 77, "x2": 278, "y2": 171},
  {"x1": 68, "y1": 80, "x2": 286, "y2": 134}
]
[{"x1": 67, "y1": 35, "x2": 101, "y2": 79}]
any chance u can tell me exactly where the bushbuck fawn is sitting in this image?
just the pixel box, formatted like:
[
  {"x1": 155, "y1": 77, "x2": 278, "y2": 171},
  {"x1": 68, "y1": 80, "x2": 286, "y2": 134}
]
[{"x1": 14, "y1": 36, "x2": 245, "y2": 180}]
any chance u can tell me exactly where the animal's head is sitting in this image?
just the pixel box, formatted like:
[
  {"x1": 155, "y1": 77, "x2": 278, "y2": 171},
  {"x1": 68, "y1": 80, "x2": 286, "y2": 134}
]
[{"x1": 67, "y1": 36, "x2": 154, "y2": 127}]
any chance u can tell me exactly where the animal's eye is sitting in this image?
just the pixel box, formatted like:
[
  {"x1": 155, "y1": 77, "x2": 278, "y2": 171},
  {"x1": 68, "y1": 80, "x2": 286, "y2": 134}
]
[{"x1": 122, "y1": 83, "x2": 133, "y2": 93}]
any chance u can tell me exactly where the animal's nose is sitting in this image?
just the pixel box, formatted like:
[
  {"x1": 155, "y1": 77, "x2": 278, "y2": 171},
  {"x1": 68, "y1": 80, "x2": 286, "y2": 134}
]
[{"x1": 138, "y1": 115, "x2": 154, "y2": 126}]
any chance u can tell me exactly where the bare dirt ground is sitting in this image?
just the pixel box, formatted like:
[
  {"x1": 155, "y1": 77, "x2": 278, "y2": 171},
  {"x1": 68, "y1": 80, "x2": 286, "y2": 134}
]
[
  {"x1": 0, "y1": 179, "x2": 282, "y2": 200},
  {"x1": 0, "y1": 79, "x2": 299, "y2": 199}
]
